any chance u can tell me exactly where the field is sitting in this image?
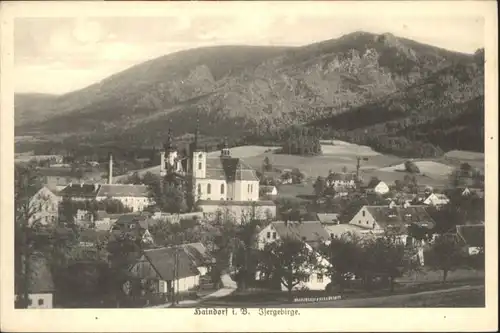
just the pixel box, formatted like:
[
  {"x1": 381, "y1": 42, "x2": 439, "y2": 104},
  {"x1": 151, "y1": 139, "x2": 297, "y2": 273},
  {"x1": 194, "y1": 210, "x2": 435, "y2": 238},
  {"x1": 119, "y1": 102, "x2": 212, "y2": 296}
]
[
  {"x1": 379, "y1": 161, "x2": 454, "y2": 177},
  {"x1": 240, "y1": 141, "x2": 460, "y2": 197},
  {"x1": 114, "y1": 142, "x2": 484, "y2": 193}
]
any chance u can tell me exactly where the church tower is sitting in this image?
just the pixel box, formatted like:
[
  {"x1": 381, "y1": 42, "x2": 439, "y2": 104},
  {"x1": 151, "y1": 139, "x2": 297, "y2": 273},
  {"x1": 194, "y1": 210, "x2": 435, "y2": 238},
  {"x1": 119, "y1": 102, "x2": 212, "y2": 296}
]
[
  {"x1": 162, "y1": 128, "x2": 180, "y2": 176},
  {"x1": 220, "y1": 137, "x2": 231, "y2": 158},
  {"x1": 191, "y1": 115, "x2": 206, "y2": 179}
]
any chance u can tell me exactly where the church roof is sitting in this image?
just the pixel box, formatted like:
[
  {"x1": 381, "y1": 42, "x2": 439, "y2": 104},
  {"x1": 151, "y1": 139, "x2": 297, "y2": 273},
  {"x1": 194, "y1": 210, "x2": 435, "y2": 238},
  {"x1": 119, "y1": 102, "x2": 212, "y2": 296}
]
[{"x1": 205, "y1": 157, "x2": 259, "y2": 182}]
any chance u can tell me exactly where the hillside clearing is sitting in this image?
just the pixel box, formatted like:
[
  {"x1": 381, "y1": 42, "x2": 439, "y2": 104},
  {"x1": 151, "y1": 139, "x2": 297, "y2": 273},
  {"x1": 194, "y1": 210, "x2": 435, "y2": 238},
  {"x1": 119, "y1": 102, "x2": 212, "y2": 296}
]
[{"x1": 379, "y1": 161, "x2": 454, "y2": 177}]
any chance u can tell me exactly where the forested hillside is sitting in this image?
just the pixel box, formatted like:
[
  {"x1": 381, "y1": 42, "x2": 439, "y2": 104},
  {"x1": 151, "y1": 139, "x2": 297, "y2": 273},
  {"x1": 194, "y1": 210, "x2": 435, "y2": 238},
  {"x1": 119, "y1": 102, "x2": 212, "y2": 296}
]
[{"x1": 15, "y1": 32, "x2": 483, "y2": 157}]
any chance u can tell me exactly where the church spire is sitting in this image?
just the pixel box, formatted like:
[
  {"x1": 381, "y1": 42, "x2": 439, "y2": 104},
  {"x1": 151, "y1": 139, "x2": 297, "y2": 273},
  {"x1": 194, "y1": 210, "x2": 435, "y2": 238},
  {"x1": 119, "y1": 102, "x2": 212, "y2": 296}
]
[{"x1": 164, "y1": 128, "x2": 175, "y2": 152}]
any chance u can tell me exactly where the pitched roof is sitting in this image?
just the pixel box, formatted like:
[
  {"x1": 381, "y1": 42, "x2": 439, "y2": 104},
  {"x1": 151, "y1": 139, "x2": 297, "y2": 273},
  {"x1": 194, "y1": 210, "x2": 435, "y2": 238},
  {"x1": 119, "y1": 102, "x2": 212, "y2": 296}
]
[
  {"x1": 271, "y1": 221, "x2": 330, "y2": 247},
  {"x1": 97, "y1": 184, "x2": 150, "y2": 198},
  {"x1": 456, "y1": 225, "x2": 484, "y2": 248},
  {"x1": 316, "y1": 213, "x2": 340, "y2": 224},
  {"x1": 178, "y1": 242, "x2": 213, "y2": 267},
  {"x1": 142, "y1": 247, "x2": 200, "y2": 280},
  {"x1": 114, "y1": 214, "x2": 159, "y2": 230},
  {"x1": 205, "y1": 157, "x2": 259, "y2": 182},
  {"x1": 324, "y1": 224, "x2": 366, "y2": 238},
  {"x1": 364, "y1": 205, "x2": 435, "y2": 230},
  {"x1": 59, "y1": 183, "x2": 100, "y2": 198},
  {"x1": 15, "y1": 254, "x2": 55, "y2": 294}
]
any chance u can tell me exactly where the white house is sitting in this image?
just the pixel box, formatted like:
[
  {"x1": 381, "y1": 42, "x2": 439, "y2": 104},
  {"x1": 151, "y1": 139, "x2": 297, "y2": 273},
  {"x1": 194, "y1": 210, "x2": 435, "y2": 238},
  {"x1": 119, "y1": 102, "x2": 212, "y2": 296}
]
[
  {"x1": 326, "y1": 172, "x2": 356, "y2": 188},
  {"x1": 257, "y1": 220, "x2": 330, "y2": 250},
  {"x1": 423, "y1": 193, "x2": 450, "y2": 207},
  {"x1": 28, "y1": 186, "x2": 60, "y2": 226},
  {"x1": 15, "y1": 255, "x2": 54, "y2": 308},
  {"x1": 367, "y1": 181, "x2": 390, "y2": 195},
  {"x1": 129, "y1": 247, "x2": 201, "y2": 294},
  {"x1": 256, "y1": 221, "x2": 332, "y2": 291},
  {"x1": 260, "y1": 185, "x2": 278, "y2": 196},
  {"x1": 348, "y1": 204, "x2": 436, "y2": 245},
  {"x1": 96, "y1": 184, "x2": 152, "y2": 212}
]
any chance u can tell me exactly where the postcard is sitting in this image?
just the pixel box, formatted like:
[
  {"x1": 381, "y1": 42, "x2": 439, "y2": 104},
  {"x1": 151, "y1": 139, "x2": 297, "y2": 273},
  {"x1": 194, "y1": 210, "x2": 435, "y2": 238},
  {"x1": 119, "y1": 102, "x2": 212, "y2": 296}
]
[{"x1": 0, "y1": 1, "x2": 497, "y2": 332}]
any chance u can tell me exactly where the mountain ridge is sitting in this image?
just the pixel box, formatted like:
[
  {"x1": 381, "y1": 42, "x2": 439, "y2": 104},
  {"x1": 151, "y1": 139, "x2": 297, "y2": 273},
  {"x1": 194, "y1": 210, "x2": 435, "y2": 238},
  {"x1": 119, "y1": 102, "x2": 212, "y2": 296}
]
[{"x1": 15, "y1": 31, "x2": 483, "y2": 155}]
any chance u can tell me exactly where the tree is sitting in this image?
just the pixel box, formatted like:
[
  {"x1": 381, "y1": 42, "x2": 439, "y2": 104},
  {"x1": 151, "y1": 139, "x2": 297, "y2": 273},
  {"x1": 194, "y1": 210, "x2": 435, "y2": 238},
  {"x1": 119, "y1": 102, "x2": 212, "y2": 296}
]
[
  {"x1": 362, "y1": 233, "x2": 419, "y2": 292},
  {"x1": 262, "y1": 157, "x2": 273, "y2": 172},
  {"x1": 426, "y1": 235, "x2": 465, "y2": 283},
  {"x1": 313, "y1": 176, "x2": 326, "y2": 199},
  {"x1": 404, "y1": 160, "x2": 420, "y2": 174},
  {"x1": 148, "y1": 176, "x2": 187, "y2": 214},
  {"x1": 258, "y1": 237, "x2": 318, "y2": 300},
  {"x1": 320, "y1": 234, "x2": 363, "y2": 291},
  {"x1": 367, "y1": 176, "x2": 381, "y2": 188}
]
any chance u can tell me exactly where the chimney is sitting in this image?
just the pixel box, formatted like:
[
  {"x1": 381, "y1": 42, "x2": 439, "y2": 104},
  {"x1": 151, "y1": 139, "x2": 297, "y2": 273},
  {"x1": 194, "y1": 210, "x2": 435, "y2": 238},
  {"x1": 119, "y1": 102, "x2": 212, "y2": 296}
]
[
  {"x1": 108, "y1": 152, "x2": 113, "y2": 185},
  {"x1": 94, "y1": 183, "x2": 99, "y2": 192},
  {"x1": 160, "y1": 151, "x2": 165, "y2": 176}
]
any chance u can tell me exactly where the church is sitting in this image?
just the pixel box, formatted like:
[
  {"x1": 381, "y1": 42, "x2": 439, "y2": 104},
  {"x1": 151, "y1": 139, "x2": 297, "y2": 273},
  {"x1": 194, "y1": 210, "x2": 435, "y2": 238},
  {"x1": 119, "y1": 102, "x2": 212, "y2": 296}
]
[{"x1": 159, "y1": 118, "x2": 276, "y2": 223}]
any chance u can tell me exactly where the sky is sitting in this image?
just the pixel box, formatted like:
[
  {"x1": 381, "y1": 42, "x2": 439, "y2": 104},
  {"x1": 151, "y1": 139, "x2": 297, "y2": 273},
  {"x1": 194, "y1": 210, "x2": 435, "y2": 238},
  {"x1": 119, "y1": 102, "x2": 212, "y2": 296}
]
[{"x1": 14, "y1": 14, "x2": 484, "y2": 95}]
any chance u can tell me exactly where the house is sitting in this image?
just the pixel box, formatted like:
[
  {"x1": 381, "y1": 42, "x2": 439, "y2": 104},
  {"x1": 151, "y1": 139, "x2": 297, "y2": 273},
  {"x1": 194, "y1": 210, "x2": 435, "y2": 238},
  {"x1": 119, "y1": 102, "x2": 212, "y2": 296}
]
[
  {"x1": 316, "y1": 213, "x2": 340, "y2": 225},
  {"x1": 28, "y1": 186, "x2": 60, "y2": 226},
  {"x1": 260, "y1": 185, "x2": 278, "y2": 196},
  {"x1": 455, "y1": 224, "x2": 485, "y2": 255},
  {"x1": 111, "y1": 214, "x2": 159, "y2": 245},
  {"x1": 129, "y1": 247, "x2": 201, "y2": 294},
  {"x1": 59, "y1": 183, "x2": 101, "y2": 202},
  {"x1": 93, "y1": 210, "x2": 122, "y2": 231},
  {"x1": 348, "y1": 204, "x2": 436, "y2": 244},
  {"x1": 326, "y1": 172, "x2": 356, "y2": 188},
  {"x1": 96, "y1": 184, "x2": 152, "y2": 212},
  {"x1": 256, "y1": 221, "x2": 332, "y2": 291},
  {"x1": 38, "y1": 167, "x2": 102, "y2": 191},
  {"x1": 15, "y1": 254, "x2": 55, "y2": 309},
  {"x1": 423, "y1": 193, "x2": 450, "y2": 207},
  {"x1": 257, "y1": 220, "x2": 330, "y2": 251},
  {"x1": 177, "y1": 243, "x2": 214, "y2": 276},
  {"x1": 366, "y1": 181, "x2": 390, "y2": 195},
  {"x1": 323, "y1": 223, "x2": 369, "y2": 240},
  {"x1": 460, "y1": 187, "x2": 485, "y2": 198}
]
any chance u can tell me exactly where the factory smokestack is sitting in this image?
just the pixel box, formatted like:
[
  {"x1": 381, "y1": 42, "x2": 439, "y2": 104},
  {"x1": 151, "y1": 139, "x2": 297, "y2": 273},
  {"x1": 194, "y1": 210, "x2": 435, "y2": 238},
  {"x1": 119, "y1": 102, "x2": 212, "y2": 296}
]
[{"x1": 108, "y1": 152, "x2": 113, "y2": 185}]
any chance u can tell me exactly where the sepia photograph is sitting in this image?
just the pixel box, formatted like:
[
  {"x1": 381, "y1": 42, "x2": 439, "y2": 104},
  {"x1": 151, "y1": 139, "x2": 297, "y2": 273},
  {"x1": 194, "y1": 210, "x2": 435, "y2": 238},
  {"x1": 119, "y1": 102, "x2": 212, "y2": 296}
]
[{"x1": 1, "y1": 1, "x2": 497, "y2": 332}]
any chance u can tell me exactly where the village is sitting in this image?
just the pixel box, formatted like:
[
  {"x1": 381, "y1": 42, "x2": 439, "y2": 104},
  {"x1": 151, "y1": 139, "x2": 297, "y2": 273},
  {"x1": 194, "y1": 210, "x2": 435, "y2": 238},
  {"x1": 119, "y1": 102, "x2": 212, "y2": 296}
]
[{"x1": 14, "y1": 123, "x2": 485, "y2": 309}]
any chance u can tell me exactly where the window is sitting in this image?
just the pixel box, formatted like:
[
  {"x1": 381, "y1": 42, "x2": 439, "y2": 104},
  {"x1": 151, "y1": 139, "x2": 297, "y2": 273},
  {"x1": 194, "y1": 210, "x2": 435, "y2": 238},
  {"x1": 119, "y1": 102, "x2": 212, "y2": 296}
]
[
  {"x1": 303, "y1": 276, "x2": 310, "y2": 282},
  {"x1": 366, "y1": 221, "x2": 369, "y2": 225},
  {"x1": 207, "y1": 184, "x2": 211, "y2": 194},
  {"x1": 362, "y1": 211, "x2": 365, "y2": 217},
  {"x1": 272, "y1": 232, "x2": 276, "y2": 239},
  {"x1": 358, "y1": 220, "x2": 361, "y2": 224},
  {"x1": 317, "y1": 274, "x2": 324, "y2": 283},
  {"x1": 221, "y1": 184, "x2": 225, "y2": 194},
  {"x1": 198, "y1": 162, "x2": 202, "y2": 170},
  {"x1": 198, "y1": 153, "x2": 203, "y2": 159},
  {"x1": 197, "y1": 184, "x2": 201, "y2": 195},
  {"x1": 247, "y1": 184, "x2": 251, "y2": 193},
  {"x1": 28, "y1": 298, "x2": 32, "y2": 306},
  {"x1": 38, "y1": 298, "x2": 44, "y2": 306},
  {"x1": 267, "y1": 232, "x2": 271, "y2": 239}
]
